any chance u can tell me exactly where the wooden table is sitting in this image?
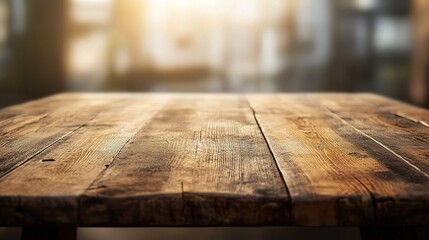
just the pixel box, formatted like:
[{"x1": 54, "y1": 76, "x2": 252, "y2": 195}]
[{"x1": 0, "y1": 93, "x2": 428, "y2": 240}]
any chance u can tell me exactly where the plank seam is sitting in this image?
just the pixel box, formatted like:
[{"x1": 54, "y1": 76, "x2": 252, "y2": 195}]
[
  {"x1": 394, "y1": 112, "x2": 429, "y2": 128},
  {"x1": 305, "y1": 97, "x2": 379, "y2": 225},
  {"x1": 77, "y1": 99, "x2": 170, "y2": 225},
  {"x1": 76, "y1": 128, "x2": 138, "y2": 225},
  {"x1": 321, "y1": 106, "x2": 429, "y2": 179},
  {"x1": 245, "y1": 97, "x2": 292, "y2": 218},
  {"x1": 78, "y1": 104, "x2": 166, "y2": 196},
  {"x1": 0, "y1": 123, "x2": 87, "y2": 180},
  {"x1": 0, "y1": 114, "x2": 49, "y2": 137}
]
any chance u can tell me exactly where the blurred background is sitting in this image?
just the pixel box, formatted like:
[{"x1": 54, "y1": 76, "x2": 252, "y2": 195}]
[
  {"x1": 1, "y1": 0, "x2": 429, "y2": 239},
  {"x1": 0, "y1": 0, "x2": 428, "y2": 108}
]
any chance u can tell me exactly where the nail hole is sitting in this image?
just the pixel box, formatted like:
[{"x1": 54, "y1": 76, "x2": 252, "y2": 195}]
[{"x1": 42, "y1": 159, "x2": 55, "y2": 162}]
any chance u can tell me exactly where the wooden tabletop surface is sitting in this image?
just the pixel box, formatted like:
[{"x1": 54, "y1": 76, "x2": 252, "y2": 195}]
[{"x1": 0, "y1": 93, "x2": 428, "y2": 227}]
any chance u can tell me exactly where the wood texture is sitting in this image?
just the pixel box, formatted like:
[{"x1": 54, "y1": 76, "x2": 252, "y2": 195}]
[
  {"x1": 0, "y1": 94, "x2": 130, "y2": 178},
  {"x1": 248, "y1": 94, "x2": 429, "y2": 226},
  {"x1": 0, "y1": 93, "x2": 428, "y2": 227},
  {"x1": 0, "y1": 94, "x2": 170, "y2": 225},
  {"x1": 80, "y1": 95, "x2": 289, "y2": 226}
]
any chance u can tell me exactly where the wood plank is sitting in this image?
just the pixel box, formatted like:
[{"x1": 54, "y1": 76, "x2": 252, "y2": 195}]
[
  {"x1": 0, "y1": 94, "x2": 170, "y2": 226},
  {"x1": 0, "y1": 94, "x2": 89, "y2": 134},
  {"x1": 80, "y1": 95, "x2": 290, "y2": 226},
  {"x1": 0, "y1": 93, "x2": 145, "y2": 177},
  {"x1": 248, "y1": 95, "x2": 373, "y2": 225},
  {"x1": 248, "y1": 94, "x2": 429, "y2": 226},
  {"x1": 362, "y1": 94, "x2": 429, "y2": 127},
  {"x1": 313, "y1": 94, "x2": 429, "y2": 178},
  {"x1": 2, "y1": 93, "x2": 427, "y2": 227},
  {"x1": 152, "y1": 94, "x2": 249, "y2": 111},
  {"x1": 0, "y1": 95, "x2": 128, "y2": 179},
  {"x1": 310, "y1": 94, "x2": 429, "y2": 225},
  {"x1": 0, "y1": 113, "x2": 48, "y2": 136},
  {"x1": 311, "y1": 93, "x2": 429, "y2": 126}
]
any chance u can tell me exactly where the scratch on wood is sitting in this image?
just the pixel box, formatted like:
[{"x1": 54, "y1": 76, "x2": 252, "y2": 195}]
[
  {"x1": 180, "y1": 181, "x2": 187, "y2": 220},
  {"x1": 323, "y1": 106, "x2": 429, "y2": 179},
  {"x1": 238, "y1": 172, "x2": 244, "y2": 193},
  {"x1": 394, "y1": 112, "x2": 429, "y2": 128},
  {"x1": 194, "y1": 131, "x2": 201, "y2": 157},
  {"x1": 80, "y1": 112, "x2": 154, "y2": 198},
  {"x1": 41, "y1": 158, "x2": 56, "y2": 162},
  {"x1": 181, "y1": 181, "x2": 185, "y2": 201}
]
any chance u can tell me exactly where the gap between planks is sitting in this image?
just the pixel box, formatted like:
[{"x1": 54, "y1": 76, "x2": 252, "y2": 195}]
[
  {"x1": 76, "y1": 111, "x2": 156, "y2": 224},
  {"x1": 245, "y1": 94, "x2": 429, "y2": 225},
  {"x1": 319, "y1": 105, "x2": 429, "y2": 179},
  {"x1": 247, "y1": 94, "x2": 377, "y2": 225},
  {"x1": 394, "y1": 112, "x2": 429, "y2": 128},
  {"x1": 245, "y1": 97, "x2": 293, "y2": 221},
  {"x1": 0, "y1": 123, "x2": 87, "y2": 179}
]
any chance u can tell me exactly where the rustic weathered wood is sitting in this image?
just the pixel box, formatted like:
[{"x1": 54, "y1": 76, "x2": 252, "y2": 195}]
[
  {"x1": 80, "y1": 95, "x2": 290, "y2": 226},
  {"x1": 0, "y1": 94, "x2": 131, "y2": 179},
  {"x1": 312, "y1": 93, "x2": 429, "y2": 127},
  {"x1": 248, "y1": 94, "x2": 429, "y2": 226},
  {"x1": 0, "y1": 94, "x2": 170, "y2": 225},
  {"x1": 21, "y1": 226, "x2": 77, "y2": 240},
  {"x1": 0, "y1": 93, "x2": 428, "y2": 231},
  {"x1": 314, "y1": 94, "x2": 429, "y2": 174},
  {"x1": 248, "y1": 94, "x2": 374, "y2": 225}
]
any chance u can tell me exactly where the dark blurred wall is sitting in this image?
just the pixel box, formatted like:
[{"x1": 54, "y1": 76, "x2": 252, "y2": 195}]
[
  {"x1": 0, "y1": 0, "x2": 68, "y2": 107},
  {"x1": 17, "y1": 0, "x2": 68, "y2": 98}
]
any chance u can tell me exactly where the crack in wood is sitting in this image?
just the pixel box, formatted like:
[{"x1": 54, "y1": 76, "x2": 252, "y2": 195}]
[{"x1": 245, "y1": 97, "x2": 292, "y2": 216}]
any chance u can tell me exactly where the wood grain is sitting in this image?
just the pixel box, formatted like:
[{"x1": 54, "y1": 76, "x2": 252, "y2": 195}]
[
  {"x1": 0, "y1": 96, "x2": 122, "y2": 179},
  {"x1": 0, "y1": 94, "x2": 141, "y2": 179},
  {"x1": 0, "y1": 93, "x2": 428, "y2": 227},
  {"x1": 80, "y1": 95, "x2": 290, "y2": 226},
  {"x1": 248, "y1": 94, "x2": 373, "y2": 225},
  {"x1": 311, "y1": 94, "x2": 429, "y2": 225},
  {"x1": 312, "y1": 93, "x2": 429, "y2": 126},
  {"x1": 313, "y1": 94, "x2": 429, "y2": 175},
  {"x1": 248, "y1": 94, "x2": 429, "y2": 226},
  {"x1": 0, "y1": 94, "x2": 170, "y2": 225}
]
